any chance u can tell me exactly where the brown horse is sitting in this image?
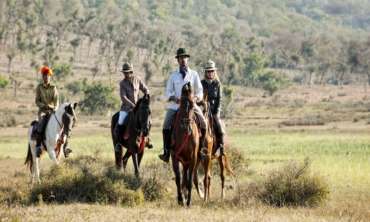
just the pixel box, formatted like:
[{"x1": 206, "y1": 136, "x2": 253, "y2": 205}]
[
  {"x1": 171, "y1": 82, "x2": 200, "y2": 206},
  {"x1": 111, "y1": 94, "x2": 151, "y2": 177},
  {"x1": 196, "y1": 91, "x2": 234, "y2": 202}
]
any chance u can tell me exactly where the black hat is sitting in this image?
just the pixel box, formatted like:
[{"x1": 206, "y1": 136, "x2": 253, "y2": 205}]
[
  {"x1": 121, "y1": 62, "x2": 133, "y2": 73},
  {"x1": 175, "y1": 48, "x2": 190, "y2": 58}
]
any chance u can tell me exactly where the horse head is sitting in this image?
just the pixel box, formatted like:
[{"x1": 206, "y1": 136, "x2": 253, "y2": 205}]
[
  {"x1": 62, "y1": 102, "x2": 78, "y2": 138},
  {"x1": 180, "y1": 82, "x2": 195, "y2": 132},
  {"x1": 134, "y1": 94, "x2": 151, "y2": 136}
]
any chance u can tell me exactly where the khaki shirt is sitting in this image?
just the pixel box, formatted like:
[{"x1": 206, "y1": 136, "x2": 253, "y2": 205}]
[
  {"x1": 120, "y1": 77, "x2": 148, "y2": 111},
  {"x1": 35, "y1": 83, "x2": 59, "y2": 115}
]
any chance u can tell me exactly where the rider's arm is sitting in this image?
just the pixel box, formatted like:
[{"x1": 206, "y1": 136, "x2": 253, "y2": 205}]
[{"x1": 35, "y1": 85, "x2": 46, "y2": 109}]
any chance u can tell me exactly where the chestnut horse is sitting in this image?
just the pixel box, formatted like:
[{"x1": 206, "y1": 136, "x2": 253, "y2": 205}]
[
  {"x1": 196, "y1": 92, "x2": 234, "y2": 202},
  {"x1": 111, "y1": 94, "x2": 151, "y2": 177},
  {"x1": 171, "y1": 82, "x2": 200, "y2": 206}
]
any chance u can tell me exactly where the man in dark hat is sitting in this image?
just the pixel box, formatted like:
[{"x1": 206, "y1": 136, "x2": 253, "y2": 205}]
[
  {"x1": 159, "y1": 48, "x2": 207, "y2": 163},
  {"x1": 115, "y1": 62, "x2": 151, "y2": 147}
]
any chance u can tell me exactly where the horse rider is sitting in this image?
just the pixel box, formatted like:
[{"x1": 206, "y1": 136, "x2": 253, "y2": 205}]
[
  {"x1": 34, "y1": 66, "x2": 59, "y2": 157},
  {"x1": 114, "y1": 62, "x2": 152, "y2": 147},
  {"x1": 201, "y1": 60, "x2": 226, "y2": 156},
  {"x1": 159, "y1": 48, "x2": 207, "y2": 163}
]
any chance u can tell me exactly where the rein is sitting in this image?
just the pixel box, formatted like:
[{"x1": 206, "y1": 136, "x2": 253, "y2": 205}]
[{"x1": 174, "y1": 108, "x2": 194, "y2": 163}]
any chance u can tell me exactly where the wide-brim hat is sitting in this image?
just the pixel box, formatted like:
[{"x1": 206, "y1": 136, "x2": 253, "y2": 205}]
[
  {"x1": 40, "y1": 66, "x2": 53, "y2": 76},
  {"x1": 121, "y1": 62, "x2": 133, "y2": 73},
  {"x1": 175, "y1": 48, "x2": 190, "y2": 58},
  {"x1": 204, "y1": 60, "x2": 217, "y2": 71}
]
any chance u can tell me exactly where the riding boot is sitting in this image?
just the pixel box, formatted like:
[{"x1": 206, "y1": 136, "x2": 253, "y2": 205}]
[
  {"x1": 115, "y1": 124, "x2": 125, "y2": 144},
  {"x1": 159, "y1": 129, "x2": 171, "y2": 163},
  {"x1": 199, "y1": 128, "x2": 207, "y2": 160},
  {"x1": 35, "y1": 133, "x2": 43, "y2": 158}
]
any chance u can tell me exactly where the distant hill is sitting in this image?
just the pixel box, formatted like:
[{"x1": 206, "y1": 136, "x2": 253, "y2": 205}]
[{"x1": 0, "y1": 0, "x2": 369, "y2": 86}]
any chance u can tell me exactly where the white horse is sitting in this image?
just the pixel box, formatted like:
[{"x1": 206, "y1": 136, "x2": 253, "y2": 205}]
[{"x1": 25, "y1": 102, "x2": 77, "y2": 184}]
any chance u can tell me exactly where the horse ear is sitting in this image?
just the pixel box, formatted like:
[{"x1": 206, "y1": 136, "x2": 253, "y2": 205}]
[{"x1": 73, "y1": 102, "x2": 78, "y2": 110}]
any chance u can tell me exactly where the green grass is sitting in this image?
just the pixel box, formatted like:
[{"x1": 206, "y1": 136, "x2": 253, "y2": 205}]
[{"x1": 1, "y1": 128, "x2": 369, "y2": 200}]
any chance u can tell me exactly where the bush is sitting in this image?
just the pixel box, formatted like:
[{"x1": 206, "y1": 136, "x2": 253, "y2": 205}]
[
  {"x1": 0, "y1": 115, "x2": 17, "y2": 127},
  {"x1": 259, "y1": 159, "x2": 329, "y2": 207},
  {"x1": 258, "y1": 71, "x2": 290, "y2": 96},
  {"x1": 0, "y1": 76, "x2": 9, "y2": 88},
  {"x1": 53, "y1": 63, "x2": 73, "y2": 80},
  {"x1": 66, "y1": 79, "x2": 87, "y2": 95},
  {"x1": 81, "y1": 82, "x2": 119, "y2": 114},
  {"x1": 28, "y1": 155, "x2": 165, "y2": 206}
]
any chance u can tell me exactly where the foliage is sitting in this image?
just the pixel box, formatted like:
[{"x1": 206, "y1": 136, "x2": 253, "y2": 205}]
[
  {"x1": 259, "y1": 159, "x2": 329, "y2": 207},
  {"x1": 257, "y1": 71, "x2": 290, "y2": 96},
  {"x1": 0, "y1": 76, "x2": 9, "y2": 89},
  {"x1": 66, "y1": 79, "x2": 87, "y2": 95},
  {"x1": 28, "y1": 155, "x2": 166, "y2": 205},
  {"x1": 53, "y1": 63, "x2": 73, "y2": 80},
  {"x1": 81, "y1": 82, "x2": 119, "y2": 114}
]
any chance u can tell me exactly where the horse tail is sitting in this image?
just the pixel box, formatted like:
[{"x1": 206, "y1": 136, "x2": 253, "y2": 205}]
[
  {"x1": 25, "y1": 143, "x2": 33, "y2": 172},
  {"x1": 222, "y1": 154, "x2": 235, "y2": 176},
  {"x1": 111, "y1": 112, "x2": 119, "y2": 146}
]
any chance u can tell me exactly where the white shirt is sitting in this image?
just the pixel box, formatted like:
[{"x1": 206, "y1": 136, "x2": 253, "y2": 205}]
[{"x1": 165, "y1": 67, "x2": 203, "y2": 110}]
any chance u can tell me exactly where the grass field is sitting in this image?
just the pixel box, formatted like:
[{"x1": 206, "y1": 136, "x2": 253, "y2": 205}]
[{"x1": 0, "y1": 123, "x2": 369, "y2": 221}]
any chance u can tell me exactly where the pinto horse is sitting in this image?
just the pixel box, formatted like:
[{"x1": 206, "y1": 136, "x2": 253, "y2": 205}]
[
  {"x1": 197, "y1": 92, "x2": 234, "y2": 202},
  {"x1": 25, "y1": 102, "x2": 78, "y2": 184},
  {"x1": 111, "y1": 94, "x2": 151, "y2": 177},
  {"x1": 171, "y1": 82, "x2": 200, "y2": 206}
]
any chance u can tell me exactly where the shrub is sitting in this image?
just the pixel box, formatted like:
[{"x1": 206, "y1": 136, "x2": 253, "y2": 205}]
[
  {"x1": 81, "y1": 82, "x2": 119, "y2": 114},
  {"x1": 53, "y1": 63, "x2": 73, "y2": 80},
  {"x1": 0, "y1": 76, "x2": 9, "y2": 88},
  {"x1": 27, "y1": 155, "x2": 166, "y2": 206},
  {"x1": 0, "y1": 115, "x2": 17, "y2": 127},
  {"x1": 66, "y1": 79, "x2": 87, "y2": 95},
  {"x1": 258, "y1": 71, "x2": 290, "y2": 96},
  {"x1": 259, "y1": 159, "x2": 329, "y2": 207}
]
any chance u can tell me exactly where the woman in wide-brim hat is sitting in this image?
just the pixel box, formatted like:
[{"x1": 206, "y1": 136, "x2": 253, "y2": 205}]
[{"x1": 201, "y1": 60, "x2": 226, "y2": 156}]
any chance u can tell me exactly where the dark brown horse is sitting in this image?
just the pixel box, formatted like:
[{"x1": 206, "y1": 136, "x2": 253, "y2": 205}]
[
  {"x1": 171, "y1": 82, "x2": 200, "y2": 206},
  {"x1": 196, "y1": 91, "x2": 234, "y2": 201},
  {"x1": 111, "y1": 94, "x2": 151, "y2": 177}
]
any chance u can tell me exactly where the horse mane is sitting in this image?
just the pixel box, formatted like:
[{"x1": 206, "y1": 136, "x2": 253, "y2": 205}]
[{"x1": 133, "y1": 98, "x2": 144, "y2": 113}]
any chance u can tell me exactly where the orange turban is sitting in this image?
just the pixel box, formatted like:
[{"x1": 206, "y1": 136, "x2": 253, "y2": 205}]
[{"x1": 40, "y1": 66, "x2": 53, "y2": 76}]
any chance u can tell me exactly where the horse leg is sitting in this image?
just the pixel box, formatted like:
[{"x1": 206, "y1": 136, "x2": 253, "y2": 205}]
[
  {"x1": 193, "y1": 159, "x2": 204, "y2": 199},
  {"x1": 203, "y1": 157, "x2": 211, "y2": 202},
  {"x1": 186, "y1": 165, "x2": 194, "y2": 206},
  {"x1": 172, "y1": 156, "x2": 183, "y2": 206},
  {"x1": 132, "y1": 152, "x2": 140, "y2": 178},
  {"x1": 218, "y1": 156, "x2": 226, "y2": 200},
  {"x1": 47, "y1": 146, "x2": 59, "y2": 165},
  {"x1": 138, "y1": 151, "x2": 144, "y2": 167},
  {"x1": 122, "y1": 150, "x2": 131, "y2": 173},
  {"x1": 114, "y1": 143, "x2": 123, "y2": 170}
]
